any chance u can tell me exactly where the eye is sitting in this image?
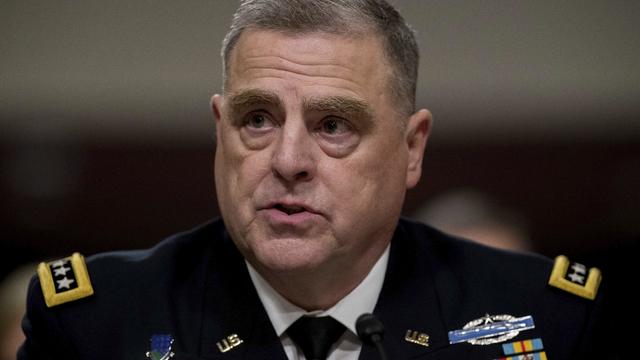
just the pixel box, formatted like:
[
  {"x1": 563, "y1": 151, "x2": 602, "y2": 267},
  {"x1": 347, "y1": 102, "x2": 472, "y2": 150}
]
[
  {"x1": 319, "y1": 117, "x2": 352, "y2": 135},
  {"x1": 246, "y1": 113, "x2": 275, "y2": 130},
  {"x1": 238, "y1": 111, "x2": 278, "y2": 150},
  {"x1": 314, "y1": 116, "x2": 360, "y2": 157}
]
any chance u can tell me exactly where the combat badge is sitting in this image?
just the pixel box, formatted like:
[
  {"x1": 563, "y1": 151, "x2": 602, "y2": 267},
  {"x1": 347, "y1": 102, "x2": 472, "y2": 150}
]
[
  {"x1": 37, "y1": 252, "x2": 94, "y2": 307},
  {"x1": 548, "y1": 255, "x2": 601, "y2": 300},
  {"x1": 448, "y1": 314, "x2": 535, "y2": 345}
]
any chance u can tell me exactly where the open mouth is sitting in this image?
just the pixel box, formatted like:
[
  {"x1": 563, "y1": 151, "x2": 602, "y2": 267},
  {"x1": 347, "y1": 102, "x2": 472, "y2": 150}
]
[{"x1": 273, "y1": 204, "x2": 308, "y2": 215}]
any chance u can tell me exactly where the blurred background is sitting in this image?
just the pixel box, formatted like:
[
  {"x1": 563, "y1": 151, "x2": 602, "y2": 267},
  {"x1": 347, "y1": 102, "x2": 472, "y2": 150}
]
[
  {"x1": 2, "y1": 0, "x2": 639, "y2": 276},
  {"x1": 1, "y1": 0, "x2": 639, "y2": 352}
]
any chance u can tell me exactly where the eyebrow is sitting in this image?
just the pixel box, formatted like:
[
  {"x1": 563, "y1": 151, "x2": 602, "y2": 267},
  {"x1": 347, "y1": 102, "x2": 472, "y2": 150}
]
[
  {"x1": 303, "y1": 96, "x2": 373, "y2": 121},
  {"x1": 226, "y1": 88, "x2": 373, "y2": 122},
  {"x1": 227, "y1": 89, "x2": 283, "y2": 118}
]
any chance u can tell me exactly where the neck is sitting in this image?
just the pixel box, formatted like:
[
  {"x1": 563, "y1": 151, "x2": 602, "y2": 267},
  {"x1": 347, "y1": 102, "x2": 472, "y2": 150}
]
[{"x1": 252, "y1": 244, "x2": 388, "y2": 311}]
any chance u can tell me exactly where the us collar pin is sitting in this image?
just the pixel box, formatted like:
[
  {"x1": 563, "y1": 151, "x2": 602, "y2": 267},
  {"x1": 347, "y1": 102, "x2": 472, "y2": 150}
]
[
  {"x1": 448, "y1": 314, "x2": 535, "y2": 345},
  {"x1": 217, "y1": 333, "x2": 244, "y2": 353},
  {"x1": 405, "y1": 329, "x2": 430, "y2": 347},
  {"x1": 146, "y1": 334, "x2": 175, "y2": 360}
]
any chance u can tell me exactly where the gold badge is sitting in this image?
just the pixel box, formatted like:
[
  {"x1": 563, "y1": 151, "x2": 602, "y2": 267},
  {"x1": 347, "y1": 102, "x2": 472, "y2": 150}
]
[
  {"x1": 37, "y1": 252, "x2": 94, "y2": 307},
  {"x1": 548, "y1": 255, "x2": 601, "y2": 300},
  {"x1": 405, "y1": 330, "x2": 429, "y2": 347},
  {"x1": 216, "y1": 334, "x2": 244, "y2": 353}
]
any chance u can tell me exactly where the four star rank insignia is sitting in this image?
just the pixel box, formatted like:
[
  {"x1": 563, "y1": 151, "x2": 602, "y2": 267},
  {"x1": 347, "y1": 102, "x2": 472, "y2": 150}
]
[
  {"x1": 37, "y1": 252, "x2": 94, "y2": 307},
  {"x1": 548, "y1": 255, "x2": 601, "y2": 300}
]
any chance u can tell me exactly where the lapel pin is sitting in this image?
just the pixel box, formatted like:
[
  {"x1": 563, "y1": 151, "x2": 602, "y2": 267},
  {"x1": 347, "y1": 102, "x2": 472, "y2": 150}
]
[
  {"x1": 217, "y1": 333, "x2": 244, "y2": 353},
  {"x1": 146, "y1": 334, "x2": 175, "y2": 360},
  {"x1": 404, "y1": 329, "x2": 429, "y2": 347}
]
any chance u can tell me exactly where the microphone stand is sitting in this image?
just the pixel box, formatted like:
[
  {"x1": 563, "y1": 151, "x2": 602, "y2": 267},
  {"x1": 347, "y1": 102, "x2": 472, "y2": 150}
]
[{"x1": 356, "y1": 313, "x2": 390, "y2": 360}]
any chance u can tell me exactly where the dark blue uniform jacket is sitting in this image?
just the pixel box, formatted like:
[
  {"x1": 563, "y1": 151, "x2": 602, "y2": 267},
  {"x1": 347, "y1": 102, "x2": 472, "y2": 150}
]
[{"x1": 19, "y1": 218, "x2": 606, "y2": 359}]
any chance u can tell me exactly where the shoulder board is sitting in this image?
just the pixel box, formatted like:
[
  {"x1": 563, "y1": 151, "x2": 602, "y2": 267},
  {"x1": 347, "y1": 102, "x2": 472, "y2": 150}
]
[
  {"x1": 548, "y1": 255, "x2": 601, "y2": 300},
  {"x1": 37, "y1": 252, "x2": 94, "y2": 307}
]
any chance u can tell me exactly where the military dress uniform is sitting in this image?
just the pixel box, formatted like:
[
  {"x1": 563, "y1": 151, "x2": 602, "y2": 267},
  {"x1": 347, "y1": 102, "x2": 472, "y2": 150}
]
[{"x1": 19, "y1": 218, "x2": 606, "y2": 359}]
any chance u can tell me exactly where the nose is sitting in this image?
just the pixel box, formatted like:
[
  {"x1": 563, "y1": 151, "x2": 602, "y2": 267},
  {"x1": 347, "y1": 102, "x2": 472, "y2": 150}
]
[{"x1": 271, "y1": 120, "x2": 316, "y2": 183}]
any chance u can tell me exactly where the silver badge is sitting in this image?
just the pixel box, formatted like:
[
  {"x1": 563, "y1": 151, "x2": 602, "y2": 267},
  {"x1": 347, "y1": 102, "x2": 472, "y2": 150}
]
[{"x1": 448, "y1": 314, "x2": 535, "y2": 345}]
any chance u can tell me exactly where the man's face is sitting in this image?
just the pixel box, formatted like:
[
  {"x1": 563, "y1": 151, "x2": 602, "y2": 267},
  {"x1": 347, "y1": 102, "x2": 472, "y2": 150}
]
[{"x1": 212, "y1": 30, "x2": 430, "y2": 277}]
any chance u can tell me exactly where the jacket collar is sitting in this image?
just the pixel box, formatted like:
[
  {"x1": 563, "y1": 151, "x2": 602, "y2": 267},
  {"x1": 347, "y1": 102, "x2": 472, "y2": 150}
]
[
  {"x1": 196, "y1": 219, "x2": 451, "y2": 359},
  {"x1": 359, "y1": 219, "x2": 450, "y2": 359},
  {"x1": 197, "y1": 228, "x2": 287, "y2": 359}
]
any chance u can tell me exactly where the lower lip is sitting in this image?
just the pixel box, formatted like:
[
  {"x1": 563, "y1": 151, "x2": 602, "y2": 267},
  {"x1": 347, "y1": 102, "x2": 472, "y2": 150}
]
[{"x1": 259, "y1": 208, "x2": 320, "y2": 226}]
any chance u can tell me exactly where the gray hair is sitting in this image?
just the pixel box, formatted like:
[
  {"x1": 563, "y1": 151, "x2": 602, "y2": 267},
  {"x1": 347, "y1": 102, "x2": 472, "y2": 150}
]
[{"x1": 221, "y1": 0, "x2": 419, "y2": 118}]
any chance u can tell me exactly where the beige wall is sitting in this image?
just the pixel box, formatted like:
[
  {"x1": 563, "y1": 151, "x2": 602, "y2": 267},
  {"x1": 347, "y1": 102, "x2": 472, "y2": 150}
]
[{"x1": 1, "y1": 0, "x2": 639, "y2": 143}]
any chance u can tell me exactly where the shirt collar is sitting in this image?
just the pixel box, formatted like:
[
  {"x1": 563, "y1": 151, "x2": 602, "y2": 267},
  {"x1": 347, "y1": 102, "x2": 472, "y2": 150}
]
[{"x1": 247, "y1": 245, "x2": 390, "y2": 337}]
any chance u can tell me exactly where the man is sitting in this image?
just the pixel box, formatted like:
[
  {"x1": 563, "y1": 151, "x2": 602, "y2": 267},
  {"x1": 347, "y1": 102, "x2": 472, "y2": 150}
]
[{"x1": 19, "y1": 1, "x2": 606, "y2": 359}]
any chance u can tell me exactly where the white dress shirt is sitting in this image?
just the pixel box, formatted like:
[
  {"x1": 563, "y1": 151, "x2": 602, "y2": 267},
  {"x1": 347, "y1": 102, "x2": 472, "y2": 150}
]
[{"x1": 246, "y1": 245, "x2": 390, "y2": 360}]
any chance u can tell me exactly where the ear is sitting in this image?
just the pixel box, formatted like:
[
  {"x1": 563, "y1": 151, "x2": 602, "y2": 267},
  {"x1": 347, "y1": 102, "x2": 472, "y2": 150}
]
[
  {"x1": 211, "y1": 94, "x2": 224, "y2": 141},
  {"x1": 405, "y1": 109, "x2": 433, "y2": 189}
]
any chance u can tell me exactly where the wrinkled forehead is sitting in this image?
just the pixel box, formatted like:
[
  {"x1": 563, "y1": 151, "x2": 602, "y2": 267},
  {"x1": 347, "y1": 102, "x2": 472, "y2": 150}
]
[
  {"x1": 225, "y1": 30, "x2": 407, "y2": 126},
  {"x1": 225, "y1": 29, "x2": 393, "y2": 93}
]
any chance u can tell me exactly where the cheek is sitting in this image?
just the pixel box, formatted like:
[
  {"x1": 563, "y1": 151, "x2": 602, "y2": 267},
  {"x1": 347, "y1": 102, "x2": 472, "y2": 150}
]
[
  {"x1": 215, "y1": 126, "x2": 272, "y2": 216},
  {"x1": 217, "y1": 140, "x2": 270, "y2": 198},
  {"x1": 323, "y1": 135, "x2": 407, "y2": 213}
]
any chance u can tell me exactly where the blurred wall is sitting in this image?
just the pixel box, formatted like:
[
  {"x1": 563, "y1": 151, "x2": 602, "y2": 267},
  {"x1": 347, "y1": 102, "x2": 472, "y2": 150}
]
[{"x1": 1, "y1": 1, "x2": 639, "y2": 275}]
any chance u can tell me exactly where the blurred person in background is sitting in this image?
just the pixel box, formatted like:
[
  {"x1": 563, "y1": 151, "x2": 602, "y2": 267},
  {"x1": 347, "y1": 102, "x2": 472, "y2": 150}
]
[
  {"x1": 0, "y1": 264, "x2": 34, "y2": 360},
  {"x1": 413, "y1": 188, "x2": 533, "y2": 253}
]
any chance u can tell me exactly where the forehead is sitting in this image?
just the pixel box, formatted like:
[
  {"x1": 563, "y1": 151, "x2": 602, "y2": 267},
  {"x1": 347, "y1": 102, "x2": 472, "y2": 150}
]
[{"x1": 226, "y1": 30, "x2": 391, "y2": 102}]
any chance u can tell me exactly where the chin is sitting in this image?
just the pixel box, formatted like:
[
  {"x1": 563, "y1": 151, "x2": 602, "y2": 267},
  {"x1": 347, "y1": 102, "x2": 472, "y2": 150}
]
[{"x1": 252, "y1": 237, "x2": 331, "y2": 272}]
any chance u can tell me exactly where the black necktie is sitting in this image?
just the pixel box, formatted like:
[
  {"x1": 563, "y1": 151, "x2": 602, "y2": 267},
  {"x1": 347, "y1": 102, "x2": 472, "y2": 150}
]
[{"x1": 287, "y1": 316, "x2": 346, "y2": 360}]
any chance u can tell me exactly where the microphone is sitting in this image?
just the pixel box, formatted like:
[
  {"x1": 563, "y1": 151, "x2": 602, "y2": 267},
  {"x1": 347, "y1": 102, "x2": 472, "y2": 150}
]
[{"x1": 356, "y1": 313, "x2": 390, "y2": 360}]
